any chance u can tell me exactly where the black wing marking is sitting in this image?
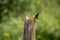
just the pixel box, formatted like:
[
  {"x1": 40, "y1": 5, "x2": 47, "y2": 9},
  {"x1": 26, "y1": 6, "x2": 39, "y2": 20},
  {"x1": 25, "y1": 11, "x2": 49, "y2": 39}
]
[{"x1": 35, "y1": 12, "x2": 39, "y2": 19}]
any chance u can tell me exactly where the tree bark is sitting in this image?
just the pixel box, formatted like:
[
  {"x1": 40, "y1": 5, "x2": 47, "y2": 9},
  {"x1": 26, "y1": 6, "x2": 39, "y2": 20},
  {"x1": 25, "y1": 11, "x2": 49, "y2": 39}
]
[{"x1": 23, "y1": 16, "x2": 36, "y2": 40}]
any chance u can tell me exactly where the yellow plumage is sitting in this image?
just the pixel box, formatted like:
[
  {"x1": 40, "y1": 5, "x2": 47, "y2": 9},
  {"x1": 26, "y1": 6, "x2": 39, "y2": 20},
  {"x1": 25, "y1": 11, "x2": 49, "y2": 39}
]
[{"x1": 31, "y1": 15, "x2": 35, "y2": 20}]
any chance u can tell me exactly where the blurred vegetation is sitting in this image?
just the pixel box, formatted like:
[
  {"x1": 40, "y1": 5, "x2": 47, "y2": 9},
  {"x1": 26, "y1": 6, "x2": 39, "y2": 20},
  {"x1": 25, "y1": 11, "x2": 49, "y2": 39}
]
[{"x1": 0, "y1": 0, "x2": 60, "y2": 40}]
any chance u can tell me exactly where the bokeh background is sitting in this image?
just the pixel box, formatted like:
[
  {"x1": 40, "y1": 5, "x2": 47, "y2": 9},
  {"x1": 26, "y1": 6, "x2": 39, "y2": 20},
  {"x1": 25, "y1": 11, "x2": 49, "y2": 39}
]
[{"x1": 0, "y1": 0, "x2": 60, "y2": 40}]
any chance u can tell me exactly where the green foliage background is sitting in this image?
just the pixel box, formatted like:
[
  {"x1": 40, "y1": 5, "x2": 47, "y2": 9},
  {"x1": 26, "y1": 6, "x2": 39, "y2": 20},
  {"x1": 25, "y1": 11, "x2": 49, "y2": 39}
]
[{"x1": 0, "y1": 0, "x2": 60, "y2": 40}]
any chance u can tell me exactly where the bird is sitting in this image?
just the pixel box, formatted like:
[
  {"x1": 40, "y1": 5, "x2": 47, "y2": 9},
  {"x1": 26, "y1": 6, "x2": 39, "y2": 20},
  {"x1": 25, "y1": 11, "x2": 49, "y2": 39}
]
[{"x1": 32, "y1": 12, "x2": 40, "y2": 23}]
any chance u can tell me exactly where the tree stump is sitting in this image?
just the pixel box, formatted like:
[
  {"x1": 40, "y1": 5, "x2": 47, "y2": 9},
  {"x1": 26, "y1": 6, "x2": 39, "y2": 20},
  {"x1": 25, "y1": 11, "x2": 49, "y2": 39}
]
[{"x1": 23, "y1": 16, "x2": 36, "y2": 40}]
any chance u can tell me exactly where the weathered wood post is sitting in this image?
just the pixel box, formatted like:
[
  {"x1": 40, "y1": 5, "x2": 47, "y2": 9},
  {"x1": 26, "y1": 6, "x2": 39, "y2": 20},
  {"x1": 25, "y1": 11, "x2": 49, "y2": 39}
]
[
  {"x1": 23, "y1": 16, "x2": 36, "y2": 40},
  {"x1": 23, "y1": 12, "x2": 39, "y2": 40}
]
